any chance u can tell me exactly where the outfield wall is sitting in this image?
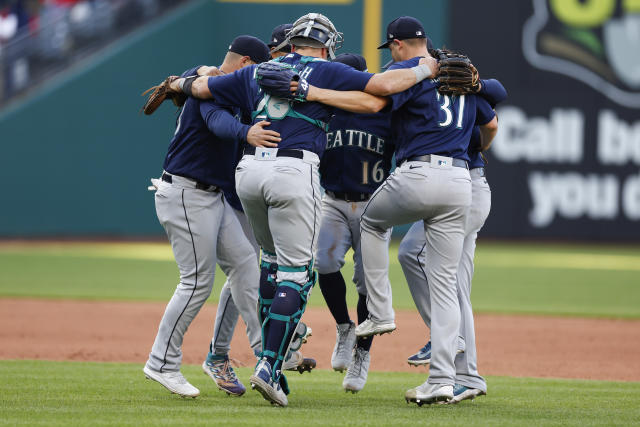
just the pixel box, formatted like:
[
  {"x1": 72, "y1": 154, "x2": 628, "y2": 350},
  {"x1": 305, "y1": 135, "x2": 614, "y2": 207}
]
[
  {"x1": 0, "y1": 0, "x2": 446, "y2": 237},
  {"x1": 3, "y1": 0, "x2": 637, "y2": 241}
]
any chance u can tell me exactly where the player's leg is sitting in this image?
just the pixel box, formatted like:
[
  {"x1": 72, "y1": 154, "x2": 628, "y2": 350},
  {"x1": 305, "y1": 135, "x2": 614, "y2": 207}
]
[
  {"x1": 235, "y1": 157, "x2": 277, "y2": 351},
  {"x1": 262, "y1": 159, "x2": 320, "y2": 370},
  {"x1": 236, "y1": 157, "x2": 293, "y2": 406},
  {"x1": 342, "y1": 203, "x2": 376, "y2": 392},
  {"x1": 203, "y1": 202, "x2": 261, "y2": 396},
  {"x1": 398, "y1": 221, "x2": 431, "y2": 328},
  {"x1": 451, "y1": 175, "x2": 491, "y2": 403},
  {"x1": 145, "y1": 181, "x2": 223, "y2": 397},
  {"x1": 393, "y1": 163, "x2": 469, "y2": 405},
  {"x1": 214, "y1": 207, "x2": 262, "y2": 357},
  {"x1": 397, "y1": 220, "x2": 433, "y2": 366},
  {"x1": 315, "y1": 195, "x2": 356, "y2": 372},
  {"x1": 358, "y1": 170, "x2": 424, "y2": 333}
]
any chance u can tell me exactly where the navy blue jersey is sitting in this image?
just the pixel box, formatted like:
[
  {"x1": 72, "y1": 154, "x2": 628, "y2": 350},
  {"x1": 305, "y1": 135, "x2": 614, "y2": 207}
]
[
  {"x1": 206, "y1": 53, "x2": 373, "y2": 156},
  {"x1": 388, "y1": 57, "x2": 495, "y2": 164},
  {"x1": 221, "y1": 111, "x2": 251, "y2": 212},
  {"x1": 468, "y1": 78, "x2": 507, "y2": 169},
  {"x1": 468, "y1": 127, "x2": 484, "y2": 169},
  {"x1": 321, "y1": 110, "x2": 394, "y2": 194},
  {"x1": 163, "y1": 65, "x2": 250, "y2": 188}
]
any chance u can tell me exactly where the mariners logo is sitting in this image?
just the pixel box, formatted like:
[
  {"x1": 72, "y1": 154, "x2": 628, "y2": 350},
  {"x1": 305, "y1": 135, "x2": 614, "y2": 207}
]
[{"x1": 523, "y1": 0, "x2": 640, "y2": 108}]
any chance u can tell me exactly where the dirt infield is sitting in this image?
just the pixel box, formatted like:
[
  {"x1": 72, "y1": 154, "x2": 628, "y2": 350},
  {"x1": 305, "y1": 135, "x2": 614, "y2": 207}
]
[{"x1": 2, "y1": 298, "x2": 639, "y2": 381}]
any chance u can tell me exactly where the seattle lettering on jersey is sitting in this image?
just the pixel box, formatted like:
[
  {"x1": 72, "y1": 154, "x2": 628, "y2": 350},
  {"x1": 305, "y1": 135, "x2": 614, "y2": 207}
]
[{"x1": 326, "y1": 129, "x2": 386, "y2": 155}]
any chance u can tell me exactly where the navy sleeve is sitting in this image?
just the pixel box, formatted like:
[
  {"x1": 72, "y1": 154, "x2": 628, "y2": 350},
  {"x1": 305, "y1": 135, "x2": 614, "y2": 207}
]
[
  {"x1": 316, "y1": 62, "x2": 373, "y2": 91},
  {"x1": 386, "y1": 59, "x2": 434, "y2": 111},
  {"x1": 180, "y1": 65, "x2": 203, "y2": 78},
  {"x1": 478, "y1": 78, "x2": 507, "y2": 108},
  {"x1": 200, "y1": 101, "x2": 250, "y2": 141},
  {"x1": 206, "y1": 66, "x2": 256, "y2": 112},
  {"x1": 475, "y1": 96, "x2": 496, "y2": 126}
]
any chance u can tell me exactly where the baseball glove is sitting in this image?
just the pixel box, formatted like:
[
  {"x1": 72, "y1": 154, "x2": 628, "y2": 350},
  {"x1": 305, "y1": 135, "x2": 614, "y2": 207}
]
[
  {"x1": 141, "y1": 76, "x2": 187, "y2": 115},
  {"x1": 435, "y1": 49, "x2": 480, "y2": 96},
  {"x1": 255, "y1": 62, "x2": 309, "y2": 102}
]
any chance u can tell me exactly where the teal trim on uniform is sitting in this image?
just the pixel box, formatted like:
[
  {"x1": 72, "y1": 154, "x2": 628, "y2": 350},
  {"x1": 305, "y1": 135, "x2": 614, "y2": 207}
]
[
  {"x1": 262, "y1": 350, "x2": 276, "y2": 358},
  {"x1": 262, "y1": 249, "x2": 277, "y2": 257},
  {"x1": 278, "y1": 265, "x2": 308, "y2": 273},
  {"x1": 279, "y1": 282, "x2": 303, "y2": 293},
  {"x1": 269, "y1": 313, "x2": 293, "y2": 322}
]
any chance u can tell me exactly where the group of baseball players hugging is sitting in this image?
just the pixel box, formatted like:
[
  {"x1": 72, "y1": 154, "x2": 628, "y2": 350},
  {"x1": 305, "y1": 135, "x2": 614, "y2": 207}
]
[{"x1": 142, "y1": 12, "x2": 506, "y2": 407}]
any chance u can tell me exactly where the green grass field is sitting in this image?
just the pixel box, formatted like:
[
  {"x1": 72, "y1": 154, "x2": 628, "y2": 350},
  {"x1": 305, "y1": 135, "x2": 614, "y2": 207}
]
[
  {"x1": 2, "y1": 240, "x2": 640, "y2": 425},
  {"x1": 1, "y1": 360, "x2": 639, "y2": 426},
  {"x1": 1, "y1": 241, "x2": 639, "y2": 317}
]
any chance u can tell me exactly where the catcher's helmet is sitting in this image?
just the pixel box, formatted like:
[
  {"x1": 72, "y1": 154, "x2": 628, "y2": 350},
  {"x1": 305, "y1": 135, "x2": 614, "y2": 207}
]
[{"x1": 276, "y1": 13, "x2": 343, "y2": 59}]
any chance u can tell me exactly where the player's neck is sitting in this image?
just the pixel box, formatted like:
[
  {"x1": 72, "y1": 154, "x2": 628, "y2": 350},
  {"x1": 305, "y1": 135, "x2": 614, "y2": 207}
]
[
  {"x1": 401, "y1": 47, "x2": 429, "y2": 62},
  {"x1": 219, "y1": 62, "x2": 235, "y2": 74}
]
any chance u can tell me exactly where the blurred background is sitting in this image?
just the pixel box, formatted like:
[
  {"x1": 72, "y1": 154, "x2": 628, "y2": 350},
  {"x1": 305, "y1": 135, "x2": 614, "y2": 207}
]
[{"x1": 0, "y1": 0, "x2": 638, "y2": 242}]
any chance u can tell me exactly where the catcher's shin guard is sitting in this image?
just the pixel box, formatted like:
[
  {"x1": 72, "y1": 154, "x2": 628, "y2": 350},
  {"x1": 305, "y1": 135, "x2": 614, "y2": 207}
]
[
  {"x1": 258, "y1": 250, "x2": 278, "y2": 355},
  {"x1": 261, "y1": 262, "x2": 317, "y2": 385}
]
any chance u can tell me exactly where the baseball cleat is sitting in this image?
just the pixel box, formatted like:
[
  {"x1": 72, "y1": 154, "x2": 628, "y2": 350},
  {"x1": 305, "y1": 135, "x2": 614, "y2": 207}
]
[
  {"x1": 332, "y1": 321, "x2": 356, "y2": 372},
  {"x1": 288, "y1": 322, "x2": 312, "y2": 353},
  {"x1": 354, "y1": 318, "x2": 396, "y2": 338},
  {"x1": 283, "y1": 350, "x2": 316, "y2": 373},
  {"x1": 448, "y1": 384, "x2": 486, "y2": 404},
  {"x1": 405, "y1": 382, "x2": 453, "y2": 406},
  {"x1": 202, "y1": 353, "x2": 246, "y2": 396},
  {"x1": 407, "y1": 341, "x2": 431, "y2": 366},
  {"x1": 296, "y1": 357, "x2": 317, "y2": 373},
  {"x1": 143, "y1": 365, "x2": 200, "y2": 398},
  {"x1": 249, "y1": 358, "x2": 288, "y2": 407},
  {"x1": 342, "y1": 346, "x2": 370, "y2": 393}
]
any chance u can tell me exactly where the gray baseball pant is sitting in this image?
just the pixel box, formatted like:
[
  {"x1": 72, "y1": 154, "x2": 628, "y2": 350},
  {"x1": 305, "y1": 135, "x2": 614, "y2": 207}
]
[
  {"x1": 398, "y1": 169, "x2": 490, "y2": 391},
  {"x1": 235, "y1": 152, "x2": 321, "y2": 281},
  {"x1": 315, "y1": 194, "x2": 367, "y2": 294},
  {"x1": 145, "y1": 174, "x2": 259, "y2": 373},
  {"x1": 210, "y1": 206, "x2": 261, "y2": 357},
  {"x1": 360, "y1": 159, "x2": 471, "y2": 386}
]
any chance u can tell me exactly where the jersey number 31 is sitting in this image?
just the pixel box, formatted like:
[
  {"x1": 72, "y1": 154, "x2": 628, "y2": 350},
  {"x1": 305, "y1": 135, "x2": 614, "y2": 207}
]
[{"x1": 436, "y1": 93, "x2": 465, "y2": 129}]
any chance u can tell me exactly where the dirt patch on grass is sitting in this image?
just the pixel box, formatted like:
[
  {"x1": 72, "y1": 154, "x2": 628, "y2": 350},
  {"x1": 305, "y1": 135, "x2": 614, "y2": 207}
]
[{"x1": 1, "y1": 298, "x2": 639, "y2": 381}]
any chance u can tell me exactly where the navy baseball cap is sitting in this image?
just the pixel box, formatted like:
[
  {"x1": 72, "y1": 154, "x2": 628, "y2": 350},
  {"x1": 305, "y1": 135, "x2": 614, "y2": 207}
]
[
  {"x1": 333, "y1": 53, "x2": 367, "y2": 72},
  {"x1": 377, "y1": 16, "x2": 426, "y2": 49},
  {"x1": 229, "y1": 35, "x2": 271, "y2": 63},
  {"x1": 268, "y1": 23, "x2": 293, "y2": 52},
  {"x1": 382, "y1": 36, "x2": 434, "y2": 69}
]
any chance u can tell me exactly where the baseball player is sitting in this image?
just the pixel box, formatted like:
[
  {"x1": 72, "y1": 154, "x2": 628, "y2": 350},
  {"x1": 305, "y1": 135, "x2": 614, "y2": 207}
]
[
  {"x1": 399, "y1": 78, "x2": 507, "y2": 403},
  {"x1": 164, "y1": 12, "x2": 439, "y2": 406},
  {"x1": 208, "y1": 113, "x2": 318, "y2": 384},
  {"x1": 348, "y1": 16, "x2": 498, "y2": 405},
  {"x1": 142, "y1": 35, "x2": 271, "y2": 398},
  {"x1": 315, "y1": 53, "x2": 393, "y2": 393},
  {"x1": 268, "y1": 23, "x2": 293, "y2": 59}
]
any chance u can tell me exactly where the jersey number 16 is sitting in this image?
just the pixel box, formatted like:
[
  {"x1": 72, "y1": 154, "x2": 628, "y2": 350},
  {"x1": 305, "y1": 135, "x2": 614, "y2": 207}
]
[{"x1": 361, "y1": 160, "x2": 385, "y2": 185}]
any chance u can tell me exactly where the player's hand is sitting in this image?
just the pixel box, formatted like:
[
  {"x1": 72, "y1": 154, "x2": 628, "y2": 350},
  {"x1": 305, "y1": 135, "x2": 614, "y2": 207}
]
[
  {"x1": 419, "y1": 56, "x2": 439, "y2": 79},
  {"x1": 168, "y1": 76, "x2": 182, "y2": 92},
  {"x1": 198, "y1": 66, "x2": 225, "y2": 77},
  {"x1": 290, "y1": 80, "x2": 299, "y2": 94},
  {"x1": 246, "y1": 121, "x2": 281, "y2": 148}
]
